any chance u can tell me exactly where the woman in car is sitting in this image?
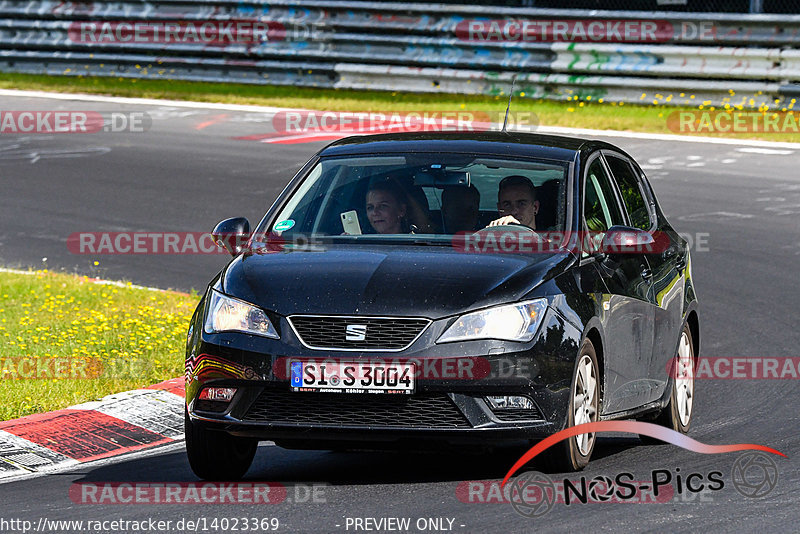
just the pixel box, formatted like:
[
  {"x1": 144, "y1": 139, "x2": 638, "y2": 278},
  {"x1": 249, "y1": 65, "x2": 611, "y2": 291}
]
[{"x1": 365, "y1": 180, "x2": 409, "y2": 234}]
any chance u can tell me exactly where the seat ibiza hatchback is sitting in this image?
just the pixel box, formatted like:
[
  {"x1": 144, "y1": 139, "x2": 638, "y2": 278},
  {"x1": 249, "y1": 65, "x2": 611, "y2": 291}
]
[{"x1": 184, "y1": 132, "x2": 699, "y2": 480}]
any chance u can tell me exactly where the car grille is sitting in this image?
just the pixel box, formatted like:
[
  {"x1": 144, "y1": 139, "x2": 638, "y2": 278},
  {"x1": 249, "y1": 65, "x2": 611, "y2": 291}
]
[
  {"x1": 287, "y1": 315, "x2": 430, "y2": 351},
  {"x1": 242, "y1": 389, "x2": 471, "y2": 429}
]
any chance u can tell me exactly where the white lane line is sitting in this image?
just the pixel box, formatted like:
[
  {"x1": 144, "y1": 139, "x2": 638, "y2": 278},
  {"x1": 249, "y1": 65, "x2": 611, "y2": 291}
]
[
  {"x1": 678, "y1": 211, "x2": 754, "y2": 221},
  {"x1": 90, "y1": 279, "x2": 167, "y2": 292},
  {"x1": 0, "y1": 89, "x2": 292, "y2": 113},
  {"x1": 2, "y1": 89, "x2": 800, "y2": 149},
  {"x1": 0, "y1": 267, "x2": 172, "y2": 293},
  {"x1": 536, "y1": 125, "x2": 800, "y2": 149},
  {"x1": 736, "y1": 147, "x2": 795, "y2": 155},
  {"x1": 0, "y1": 268, "x2": 36, "y2": 275}
]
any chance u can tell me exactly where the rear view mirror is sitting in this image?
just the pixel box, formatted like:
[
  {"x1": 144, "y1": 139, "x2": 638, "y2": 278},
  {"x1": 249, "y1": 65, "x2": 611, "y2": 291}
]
[
  {"x1": 212, "y1": 217, "x2": 250, "y2": 256},
  {"x1": 413, "y1": 168, "x2": 470, "y2": 188}
]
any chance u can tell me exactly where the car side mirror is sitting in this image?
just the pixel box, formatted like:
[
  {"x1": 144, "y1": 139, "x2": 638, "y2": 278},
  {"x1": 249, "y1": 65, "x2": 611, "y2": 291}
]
[
  {"x1": 601, "y1": 225, "x2": 655, "y2": 256},
  {"x1": 212, "y1": 217, "x2": 250, "y2": 256}
]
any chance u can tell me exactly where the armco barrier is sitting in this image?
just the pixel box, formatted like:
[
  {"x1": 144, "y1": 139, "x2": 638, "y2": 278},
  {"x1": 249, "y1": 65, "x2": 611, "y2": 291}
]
[
  {"x1": 550, "y1": 44, "x2": 797, "y2": 81},
  {"x1": 0, "y1": 0, "x2": 799, "y2": 108},
  {"x1": 334, "y1": 64, "x2": 785, "y2": 107}
]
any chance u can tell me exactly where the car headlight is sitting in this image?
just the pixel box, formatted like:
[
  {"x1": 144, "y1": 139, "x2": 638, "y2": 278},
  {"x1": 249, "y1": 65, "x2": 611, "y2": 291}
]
[
  {"x1": 204, "y1": 289, "x2": 279, "y2": 339},
  {"x1": 437, "y1": 299, "x2": 548, "y2": 343}
]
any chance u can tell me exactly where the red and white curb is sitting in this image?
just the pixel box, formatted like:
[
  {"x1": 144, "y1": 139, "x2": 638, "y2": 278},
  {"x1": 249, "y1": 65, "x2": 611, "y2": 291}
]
[
  {"x1": 0, "y1": 269, "x2": 191, "y2": 483},
  {"x1": 0, "y1": 378, "x2": 185, "y2": 482}
]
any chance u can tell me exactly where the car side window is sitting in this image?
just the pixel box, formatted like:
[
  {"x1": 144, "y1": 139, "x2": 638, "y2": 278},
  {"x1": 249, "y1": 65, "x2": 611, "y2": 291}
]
[
  {"x1": 584, "y1": 158, "x2": 624, "y2": 233},
  {"x1": 583, "y1": 158, "x2": 624, "y2": 255},
  {"x1": 605, "y1": 155, "x2": 652, "y2": 231}
]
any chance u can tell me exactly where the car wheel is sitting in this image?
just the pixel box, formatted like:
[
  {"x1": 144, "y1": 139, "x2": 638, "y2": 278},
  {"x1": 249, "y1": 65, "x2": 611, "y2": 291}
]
[
  {"x1": 185, "y1": 410, "x2": 258, "y2": 480},
  {"x1": 641, "y1": 323, "x2": 694, "y2": 443},
  {"x1": 551, "y1": 338, "x2": 599, "y2": 471}
]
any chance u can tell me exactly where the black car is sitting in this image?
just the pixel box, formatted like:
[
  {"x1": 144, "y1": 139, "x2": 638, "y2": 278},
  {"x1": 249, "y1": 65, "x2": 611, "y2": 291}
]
[{"x1": 184, "y1": 132, "x2": 699, "y2": 480}]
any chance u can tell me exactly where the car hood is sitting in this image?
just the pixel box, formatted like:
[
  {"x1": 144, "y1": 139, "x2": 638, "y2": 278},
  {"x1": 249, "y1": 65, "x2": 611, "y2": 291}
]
[{"x1": 220, "y1": 244, "x2": 573, "y2": 319}]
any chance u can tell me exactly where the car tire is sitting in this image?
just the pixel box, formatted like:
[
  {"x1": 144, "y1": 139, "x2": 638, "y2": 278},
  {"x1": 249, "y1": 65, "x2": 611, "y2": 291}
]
[
  {"x1": 640, "y1": 323, "x2": 695, "y2": 443},
  {"x1": 185, "y1": 410, "x2": 258, "y2": 480},
  {"x1": 550, "y1": 338, "x2": 599, "y2": 472}
]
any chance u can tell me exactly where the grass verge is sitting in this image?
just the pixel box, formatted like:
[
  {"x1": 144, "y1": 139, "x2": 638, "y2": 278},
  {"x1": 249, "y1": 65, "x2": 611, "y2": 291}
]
[
  {"x1": 0, "y1": 269, "x2": 197, "y2": 420},
  {"x1": 1, "y1": 73, "x2": 798, "y2": 142}
]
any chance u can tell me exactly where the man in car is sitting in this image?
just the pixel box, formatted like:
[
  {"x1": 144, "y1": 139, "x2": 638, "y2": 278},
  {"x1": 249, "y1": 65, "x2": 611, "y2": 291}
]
[
  {"x1": 487, "y1": 175, "x2": 540, "y2": 229},
  {"x1": 441, "y1": 184, "x2": 480, "y2": 233}
]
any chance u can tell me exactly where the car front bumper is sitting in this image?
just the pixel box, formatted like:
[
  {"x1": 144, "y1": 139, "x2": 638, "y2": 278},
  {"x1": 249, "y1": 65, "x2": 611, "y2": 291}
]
[{"x1": 185, "y1": 303, "x2": 584, "y2": 446}]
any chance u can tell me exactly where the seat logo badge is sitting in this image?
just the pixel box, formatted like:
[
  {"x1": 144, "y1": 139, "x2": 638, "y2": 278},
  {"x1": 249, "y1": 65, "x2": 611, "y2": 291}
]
[{"x1": 346, "y1": 324, "x2": 367, "y2": 341}]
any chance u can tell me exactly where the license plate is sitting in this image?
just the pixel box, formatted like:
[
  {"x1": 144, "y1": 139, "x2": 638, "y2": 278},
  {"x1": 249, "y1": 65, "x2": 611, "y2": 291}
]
[{"x1": 290, "y1": 360, "x2": 415, "y2": 394}]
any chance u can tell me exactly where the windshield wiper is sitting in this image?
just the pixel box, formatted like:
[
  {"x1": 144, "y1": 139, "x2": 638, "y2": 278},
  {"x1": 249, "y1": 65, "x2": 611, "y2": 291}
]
[{"x1": 328, "y1": 235, "x2": 454, "y2": 247}]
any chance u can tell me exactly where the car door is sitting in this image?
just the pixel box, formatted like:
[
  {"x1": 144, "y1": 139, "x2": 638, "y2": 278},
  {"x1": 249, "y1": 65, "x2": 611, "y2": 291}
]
[
  {"x1": 582, "y1": 154, "x2": 655, "y2": 414},
  {"x1": 605, "y1": 153, "x2": 686, "y2": 403}
]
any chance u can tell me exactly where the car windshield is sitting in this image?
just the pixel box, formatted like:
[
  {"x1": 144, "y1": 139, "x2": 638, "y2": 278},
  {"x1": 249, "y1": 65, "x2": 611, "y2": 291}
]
[{"x1": 255, "y1": 153, "x2": 569, "y2": 244}]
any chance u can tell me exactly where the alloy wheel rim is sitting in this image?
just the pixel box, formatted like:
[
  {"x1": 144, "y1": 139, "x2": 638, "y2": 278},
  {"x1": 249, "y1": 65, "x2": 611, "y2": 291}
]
[
  {"x1": 573, "y1": 354, "x2": 598, "y2": 456},
  {"x1": 675, "y1": 332, "x2": 694, "y2": 427}
]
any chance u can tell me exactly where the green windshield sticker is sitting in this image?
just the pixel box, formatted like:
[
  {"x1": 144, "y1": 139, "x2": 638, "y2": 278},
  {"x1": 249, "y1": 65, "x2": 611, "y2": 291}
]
[{"x1": 273, "y1": 219, "x2": 295, "y2": 232}]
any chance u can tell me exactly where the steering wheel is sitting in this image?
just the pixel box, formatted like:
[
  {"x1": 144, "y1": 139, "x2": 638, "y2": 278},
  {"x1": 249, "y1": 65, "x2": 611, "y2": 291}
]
[{"x1": 474, "y1": 223, "x2": 538, "y2": 234}]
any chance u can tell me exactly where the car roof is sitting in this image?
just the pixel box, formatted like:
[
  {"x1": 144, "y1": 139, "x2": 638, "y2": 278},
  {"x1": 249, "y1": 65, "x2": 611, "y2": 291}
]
[{"x1": 318, "y1": 131, "x2": 609, "y2": 162}]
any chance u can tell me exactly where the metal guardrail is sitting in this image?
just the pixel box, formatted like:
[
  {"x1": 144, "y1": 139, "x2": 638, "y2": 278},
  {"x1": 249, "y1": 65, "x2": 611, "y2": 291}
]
[{"x1": 1, "y1": 0, "x2": 799, "y2": 108}]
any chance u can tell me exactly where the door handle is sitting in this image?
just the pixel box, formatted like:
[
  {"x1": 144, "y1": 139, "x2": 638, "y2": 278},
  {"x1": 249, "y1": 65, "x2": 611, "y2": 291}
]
[
  {"x1": 663, "y1": 245, "x2": 686, "y2": 273},
  {"x1": 641, "y1": 267, "x2": 653, "y2": 280}
]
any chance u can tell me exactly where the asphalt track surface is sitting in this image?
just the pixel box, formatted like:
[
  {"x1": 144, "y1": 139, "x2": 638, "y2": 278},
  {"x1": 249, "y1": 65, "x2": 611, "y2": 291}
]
[{"x1": 1, "y1": 93, "x2": 799, "y2": 532}]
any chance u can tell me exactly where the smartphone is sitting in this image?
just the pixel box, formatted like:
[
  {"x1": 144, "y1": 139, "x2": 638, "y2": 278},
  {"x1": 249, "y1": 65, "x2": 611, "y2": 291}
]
[{"x1": 341, "y1": 210, "x2": 362, "y2": 235}]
